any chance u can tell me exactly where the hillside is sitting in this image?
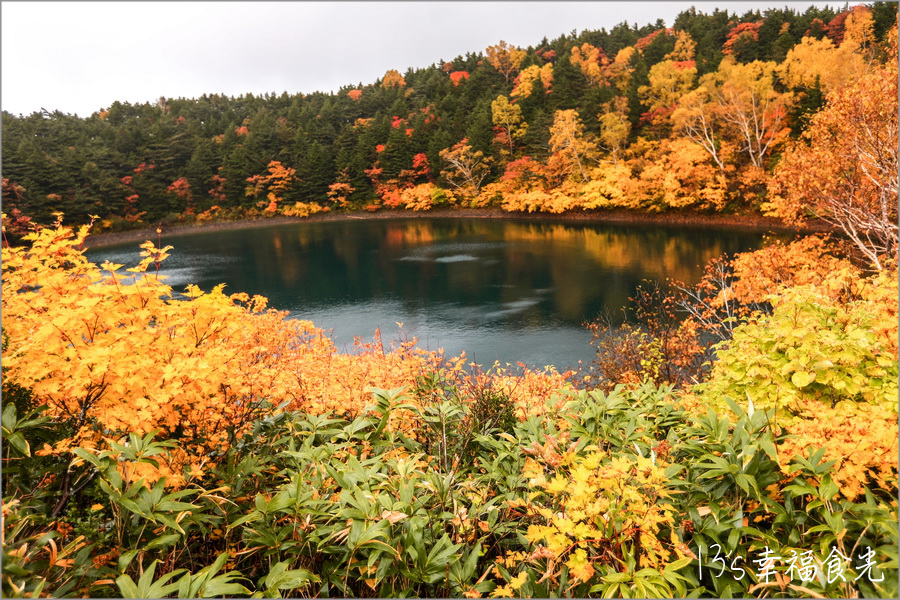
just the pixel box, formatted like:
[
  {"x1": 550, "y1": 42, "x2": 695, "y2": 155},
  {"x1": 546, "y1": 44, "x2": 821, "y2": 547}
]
[{"x1": 2, "y1": 3, "x2": 896, "y2": 232}]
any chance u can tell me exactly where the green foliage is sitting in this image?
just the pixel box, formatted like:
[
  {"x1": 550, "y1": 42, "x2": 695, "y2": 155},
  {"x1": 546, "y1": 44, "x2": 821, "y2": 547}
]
[
  {"x1": 700, "y1": 284, "x2": 899, "y2": 415},
  {"x1": 2, "y1": 375, "x2": 896, "y2": 597}
]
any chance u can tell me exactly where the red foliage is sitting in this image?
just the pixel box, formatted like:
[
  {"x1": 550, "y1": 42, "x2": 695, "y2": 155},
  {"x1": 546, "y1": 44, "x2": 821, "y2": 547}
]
[
  {"x1": 235, "y1": 125, "x2": 249, "y2": 136},
  {"x1": 825, "y1": 6, "x2": 871, "y2": 45},
  {"x1": 805, "y1": 17, "x2": 827, "y2": 38},
  {"x1": 375, "y1": 144, "x2": 386, "y2": 153},
  {"x1": 208, "y1": 173, "x2": 226, "y2": 204},
  {"x1": 672, "y1": 60, "x2": 696, "y2": 70},
  {"x1": 500, "y1": 156, "x2": 545, "y2": 185},
  {"x1": 166, "y1": 177, "x2": 190, "y2": 197},
  {"x1": 449, "y1": 71, "x2": 470, "y2": 86},
  {"x1": 405, "y1": 128, "x2": 414, "y2": 137},
  {"x1": 442, "y1": 61, "x2": 454, "y2": 72},
  {"x1": 638, "y1": 106, "x2": 675, "y2": 125},
  {"x1": 391, "y1": 116, "x2": 405, "y2": 128},
  {"x1": 420, "y1": 106, "x2": 437, "y2": 125},
  {"x1": 365, "y1": 166, "x2": 383, "y2": 183},
  {"x1": 536, "y1": 48, "x2": 557, "y2": 63},
  {"x1": 120, "y1": 175, "x2": 133, "y2": 185},
  {"x1": 412, "y1": 153, "x2": 430, "y2": 178},
  {"x1": 724, "y1": 21, "x2": 762, "y2": 55},
  {"x1": 635, "y1": 28, "x2": 673, "y2": 52},
  {"x1": 167, "y1": 177, "x2": 194, "y2": 215}
]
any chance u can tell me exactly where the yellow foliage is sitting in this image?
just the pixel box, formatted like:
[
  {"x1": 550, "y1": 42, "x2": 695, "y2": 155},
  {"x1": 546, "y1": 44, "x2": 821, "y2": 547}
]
[
  {"x1": 777, "y1": 401, "x2": 898, "y2": 500},
  {"x1": 511, "y1": 64, "x2": 553, "y2": 99},
  {"x1": 398, "y1": 182, "x2": 454, "y2": 211},
  {"x1": 381, "y1": 69, "x2": 407, "y2": 88},
  {"x1": 279, "y1": 201, "x2": 327, "y2": 218},
  {"x1": 570, "y1": 43, "x2": 607, "y2": 86},
  {"x1": 637, "y1": 138, "x2": 727, "y2": 210},
  {"x1": 581, "y1": 163, "x2": 636, "y2": 210},
  {"x1": 519, "y1": 445, "x2": 677, "y2": 579},
  {"x1": 639, "y1": 60, "x2": 696, "y2": 113}
]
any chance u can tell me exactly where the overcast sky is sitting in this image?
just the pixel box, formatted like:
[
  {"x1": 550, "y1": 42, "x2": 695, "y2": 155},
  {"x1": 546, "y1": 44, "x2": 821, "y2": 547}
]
[{"x1": 2, "y1": 1, "x2": 854, "y2": 118}]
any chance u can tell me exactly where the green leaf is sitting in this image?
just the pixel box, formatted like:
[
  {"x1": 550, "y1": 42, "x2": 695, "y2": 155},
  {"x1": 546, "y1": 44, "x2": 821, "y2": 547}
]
[
  {"x1": 116, "y1": 574, "x2": 139, "y2": 599},
  {"x1": 144, "y1": 533, "x2": 181, "y2": 551},
  {"x1": 1, "y1": 403, "x2": 16, "y2": 431}
]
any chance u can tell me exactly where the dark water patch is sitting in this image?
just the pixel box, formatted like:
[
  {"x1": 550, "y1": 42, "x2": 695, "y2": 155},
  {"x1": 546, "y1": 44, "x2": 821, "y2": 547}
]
[{"x1": 87, "y1": 218, "x2": 779, "y2": 371}]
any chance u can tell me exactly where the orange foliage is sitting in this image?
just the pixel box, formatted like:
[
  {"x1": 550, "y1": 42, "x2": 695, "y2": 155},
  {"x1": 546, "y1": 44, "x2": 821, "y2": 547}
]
[
  {"x1": 346, "y1": 89, "x2": 363, "y2": 100},
  {"x1": 485, "y1": 40, "x2": 526, "y2": 84},
  {"x1": 570, "y1": 43, "x2": 608, "y2": 86},
  {"x1": 728, "y1": 236, "x2": 855, "y2": 304},
  {"x1": 449, "y1": 71, "x2": 470, "y2": 86},
  {"x1": 724, "y1": 21, "x2": 762, "y2": 56},
  {"x1": 777, "y1": 400, "x2": 897, "y2": 500},
  {"x1": 634, "y1": 28, "x2": 673, "y2": 52},
  {"x1": 381, "y1": 69, "x2": 406, "y2": 88},
  {"x1": 637, "y1": 138, "x2": 727, "y2": 211},
  {"x1": 208, "y1": 173, "x2": 226, "y2": 205},
  {"x1": 245, "y1": 161, "x2": 297, "y2": 213},
  {"x1": 166, "y1": 177, "x2": 193, "y2": 215},
  {"x1": 768, "y1": 29, "x2": 898, "y2": 270},
  {"x1": 327, "y1": 173, "x2": 356, "y2": 207}
]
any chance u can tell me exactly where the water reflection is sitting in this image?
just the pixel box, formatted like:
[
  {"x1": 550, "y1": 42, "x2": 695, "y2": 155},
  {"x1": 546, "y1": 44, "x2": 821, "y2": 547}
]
[{"x1": 87, "y1": 218, "x2": 776, "y2": 370}]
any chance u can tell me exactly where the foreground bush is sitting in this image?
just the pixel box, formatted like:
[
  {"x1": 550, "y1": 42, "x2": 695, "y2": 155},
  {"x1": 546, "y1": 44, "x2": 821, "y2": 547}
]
[
  {"x1": 3, "y1": 383, "x2": 896, "y2": 598},
  {"x1": 2, "y1": 217, "x2": 897, "y2": 598}
]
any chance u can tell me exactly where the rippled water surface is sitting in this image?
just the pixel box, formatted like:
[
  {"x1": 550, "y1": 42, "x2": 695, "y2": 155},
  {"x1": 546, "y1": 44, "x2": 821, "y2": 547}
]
[{"x1": 87, "y1": 218, "x2": 775, "y2": 371}]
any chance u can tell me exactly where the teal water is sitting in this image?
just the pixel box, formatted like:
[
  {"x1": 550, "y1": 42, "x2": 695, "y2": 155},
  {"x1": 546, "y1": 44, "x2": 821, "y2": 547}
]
[{"x1": 86, "y1": 218, "x2": 775, "y2": 372}]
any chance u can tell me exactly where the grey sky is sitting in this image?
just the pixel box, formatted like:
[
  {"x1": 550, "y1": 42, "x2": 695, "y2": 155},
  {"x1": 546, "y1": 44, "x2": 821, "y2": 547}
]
[{"x1": 2, "y1": 1, "x2": 854, "y2": 118}]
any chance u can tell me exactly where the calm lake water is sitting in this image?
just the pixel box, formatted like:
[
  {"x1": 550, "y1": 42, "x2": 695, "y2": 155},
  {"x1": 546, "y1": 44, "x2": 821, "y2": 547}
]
[{"x1": 86, "y1": 218, "x2": 776, "y2": 372}]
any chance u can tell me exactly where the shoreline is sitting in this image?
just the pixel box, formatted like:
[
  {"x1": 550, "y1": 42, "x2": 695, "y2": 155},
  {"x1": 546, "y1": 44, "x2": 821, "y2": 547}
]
[{"x1": 82, "y1": 207, "x2": 832, "y2": 249}]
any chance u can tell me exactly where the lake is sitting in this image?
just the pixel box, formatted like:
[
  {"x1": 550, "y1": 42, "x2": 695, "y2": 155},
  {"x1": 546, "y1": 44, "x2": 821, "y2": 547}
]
[{"x1": 86, "y1": 217, "x2": 776, "y2": 372}]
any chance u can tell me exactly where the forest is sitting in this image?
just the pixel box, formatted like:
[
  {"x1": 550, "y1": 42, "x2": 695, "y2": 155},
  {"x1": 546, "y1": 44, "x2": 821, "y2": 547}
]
[
  {"x1": 2, "y1": 2, "x2": 899, "y2": 598},
  {"x1": 1, "y1": 3, "x2": 897, "y2": 232}
]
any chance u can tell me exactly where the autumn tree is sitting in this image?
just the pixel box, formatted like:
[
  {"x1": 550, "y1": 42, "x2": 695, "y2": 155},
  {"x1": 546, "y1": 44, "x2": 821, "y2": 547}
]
[
  {"x1": 723, "y1": 21, "x2": 763, "y2": 61},
  {"x1": 671, "y1": 86, "x2": 729, "y2": 174},
  {"x1": 1, "y1": 178, "x2": 32, "y2": 240},
  {"x1": 664, "y1": 30, "x2": 697, "y2": 62},
  {"x1": 701, "y1": 59, "x2": 792, "y2": 168},
  {"x1": 604, "y1": 46, "x2": 637, "y2": 90},
  {"x1": 381, "y1": 69, "x2": 407, "y2": 89},
  {"x1": 166, "y1": 177, "x2": 193, "y2": 215},
  {"x1": 769, "y1": 29, "x2": 898, "y2": 270},
  {"x1": 570, "y1": 43, "x2": 608, "y2": 86},
  {"x1": 638, "y1": 59, "x2": 697, "y2": 116},
  {"x1": 510, "y1": 64, "x2": 553, "y2": 99},
  {"x1": 485, "y1": 40, "x2": 526, "y2": 84},
  {"x1": 547, "y1": 109, "x2": 596, "y2": 183},
  {"x1": 597, "y1": 113, "x2": 630, "y2": 164},
  {"x1": 491, "y1": 95, "x2": 528, "y2": 153},
  {"x1": 438, "y1": 139, "x2": 492, "y2": 197},
  {"x1": 778, "y1": 9, "x2": 876, "y2": 96},
  {"x1": 245, "y1": 160, "x2": 297, "y2": 213}
]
